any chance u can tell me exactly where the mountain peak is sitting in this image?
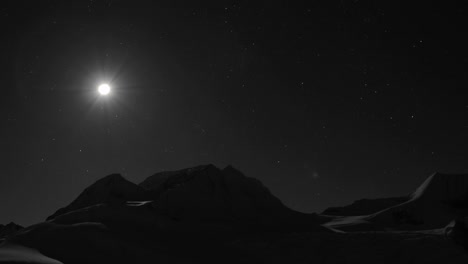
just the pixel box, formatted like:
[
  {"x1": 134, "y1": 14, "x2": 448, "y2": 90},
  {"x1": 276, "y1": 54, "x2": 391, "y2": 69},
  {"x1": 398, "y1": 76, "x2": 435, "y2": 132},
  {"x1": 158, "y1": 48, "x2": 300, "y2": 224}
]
[
  {"x1": 138, "y1": 164, "x2": 221, "y2": 191},
  {"x1": 46, "y1": 173, "x2": 148, "y2": 220},
  {"x1": 42, "y1": 164, "x2": 328, "y2": 234},
  {"x1": 93, "y1": 173, "x2": 128, "y2": 186},
  {"x1": 222, "y1": 164, "x2": 241, "y2": 174},
  {"x1": 0, "y1": 222, "x2": 23, "y2": 238},
  {"x1": 101, "y1": 173, "x2": 125, "y2": 180},
  {"x1": 137, "y1": 164, "x2": 304, "y2": 228}
]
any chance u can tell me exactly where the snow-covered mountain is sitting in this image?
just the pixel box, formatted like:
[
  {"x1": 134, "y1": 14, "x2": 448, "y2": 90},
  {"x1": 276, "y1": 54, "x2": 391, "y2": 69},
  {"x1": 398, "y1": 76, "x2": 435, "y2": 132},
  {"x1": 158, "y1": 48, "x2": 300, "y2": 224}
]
[
  {"x1": 369, "y1": 172, "x2": 468, "y2": 229},
  {"x1": 326, "y1": 172, "x2": 468, "y2": 231}
]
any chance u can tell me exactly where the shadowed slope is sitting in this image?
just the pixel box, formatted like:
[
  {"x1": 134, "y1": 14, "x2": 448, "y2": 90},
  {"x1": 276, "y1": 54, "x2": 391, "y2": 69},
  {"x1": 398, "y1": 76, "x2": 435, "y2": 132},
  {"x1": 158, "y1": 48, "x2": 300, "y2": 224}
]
[
  {"x1": 140, "y1": 165, "x2": 288, "y2": 220},
  {"x1": 47, "y1": 174, "x2": 149, "y2": 220},
  {"x1": 4, "y1": 168, "x2": 468, "y2": 263},
  {"x1": 140, "y1": 164, "x2": 328, "y2": 230},
  {"x1": 322, "y1": 197, "x2": 409, "y2": 216},
  {"x1": 0, "y1": 222, "x2": 23, "y2": 239},
  {"x1": 326, "y1": 172, "x2": 468, "y2": 231},
  {"x1": 368, "y1": 172, "x2": 468, "y2": 229}
]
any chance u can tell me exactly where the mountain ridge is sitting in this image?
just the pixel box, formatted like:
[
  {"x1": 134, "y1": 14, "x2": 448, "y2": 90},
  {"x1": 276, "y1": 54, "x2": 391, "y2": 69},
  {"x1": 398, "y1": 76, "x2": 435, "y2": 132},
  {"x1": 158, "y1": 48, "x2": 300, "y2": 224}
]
[{"x1": 45, "y1": 164, "x2": 327, "y2": 232}]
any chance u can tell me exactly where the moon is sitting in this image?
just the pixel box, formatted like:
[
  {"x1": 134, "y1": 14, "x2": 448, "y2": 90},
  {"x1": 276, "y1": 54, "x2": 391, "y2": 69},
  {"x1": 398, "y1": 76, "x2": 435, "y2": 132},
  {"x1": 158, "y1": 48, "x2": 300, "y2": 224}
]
[{"x1": 98, "y1": 84, "x2": 111, "y2": 95}]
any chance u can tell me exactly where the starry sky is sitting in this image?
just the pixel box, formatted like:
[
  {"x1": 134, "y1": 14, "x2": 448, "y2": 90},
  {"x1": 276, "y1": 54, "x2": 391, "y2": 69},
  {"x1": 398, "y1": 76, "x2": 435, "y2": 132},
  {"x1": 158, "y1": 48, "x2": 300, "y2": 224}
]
[{"x1": 1, "y1": 1, "x2": 467, "y2": 226}]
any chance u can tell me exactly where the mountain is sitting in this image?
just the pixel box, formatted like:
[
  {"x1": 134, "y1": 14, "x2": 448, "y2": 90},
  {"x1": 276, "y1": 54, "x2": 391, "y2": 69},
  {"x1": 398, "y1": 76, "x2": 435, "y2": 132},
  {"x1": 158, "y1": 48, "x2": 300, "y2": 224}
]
[
  {"x1": 2, "y1": 168, "x2": 468, "y2": 263},
  {"x1": 139, "y1": 164, "x2": 324, "y2": 229},
  {"x1": 326, "y1": 172, "x2": 468, "y2": 231},
  {"x1": 0, "y1": 222, "x2": 23, "y2": 238},
  {"x1": 322, "y1": 197, "x2": 409, "y2": 216},
  {"x1": 47, "y1": 174, "x2": 150, "y2": 220},
  {"x1": 0, "y1": 165, "x2": 330, "y2": 263},
  {"x1": 368, "y1": 172, "x2": 468, "y2": 229},
  {"x1": 46, "y1": 165, "x2": 327, "y2": 232}
]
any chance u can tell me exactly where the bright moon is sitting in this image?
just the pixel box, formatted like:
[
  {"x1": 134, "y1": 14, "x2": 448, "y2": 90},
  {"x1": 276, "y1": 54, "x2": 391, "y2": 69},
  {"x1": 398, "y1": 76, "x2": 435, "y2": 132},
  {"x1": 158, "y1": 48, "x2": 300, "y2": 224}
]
[{"x1": 98, "y1": 84, "x2": 111, "y2": 95}]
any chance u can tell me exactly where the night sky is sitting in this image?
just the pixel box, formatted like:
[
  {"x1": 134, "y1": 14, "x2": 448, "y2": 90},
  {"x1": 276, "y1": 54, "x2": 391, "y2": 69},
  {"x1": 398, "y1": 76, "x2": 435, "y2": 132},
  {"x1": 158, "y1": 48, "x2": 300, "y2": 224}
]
[{"x1": 1, "y1": 1, "x2": 467, "y2": 226}]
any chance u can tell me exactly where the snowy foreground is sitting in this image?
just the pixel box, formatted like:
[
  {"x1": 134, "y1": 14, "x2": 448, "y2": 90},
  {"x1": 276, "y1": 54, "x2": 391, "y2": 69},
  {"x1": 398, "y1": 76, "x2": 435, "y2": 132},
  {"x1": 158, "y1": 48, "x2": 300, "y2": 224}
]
[
  {"x1": 1, "y1": 165, "x2": 468, "y2": 263},
  {"x1": 1, "y1": 226, "x2": 467, "y2": 264}
]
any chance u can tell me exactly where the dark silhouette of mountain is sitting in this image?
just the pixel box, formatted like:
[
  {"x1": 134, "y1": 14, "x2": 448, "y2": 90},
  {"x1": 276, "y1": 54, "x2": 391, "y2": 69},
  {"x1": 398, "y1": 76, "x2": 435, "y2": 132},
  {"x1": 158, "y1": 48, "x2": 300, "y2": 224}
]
[
  {"x1": 0, "y1": 222, "x2": 23, "y2": 238},
  {"x1": 0, "y1": 165, "x2": 332, "y2": 264},
  {"x1": 47, "y1": 173, "x2": 150, "y2": 220},
  {"x1": 3, "y1": 168, "x2": 468, "y2": 263},
  {"x1": 322, "y1": 197, "x2": 408, "y2": 216},
  {"x1": 326, "y1": 172, "x2": 468, "y2": 231},
  {"x1": 368, "y1": 172, "x2": 468, "y2": 229},
  {"x1": 139, "y1": 164, "x2": 326, "y2": 230},
  {"x1": 47, "y1": 164, "x2": 328, "y2": 232}
]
